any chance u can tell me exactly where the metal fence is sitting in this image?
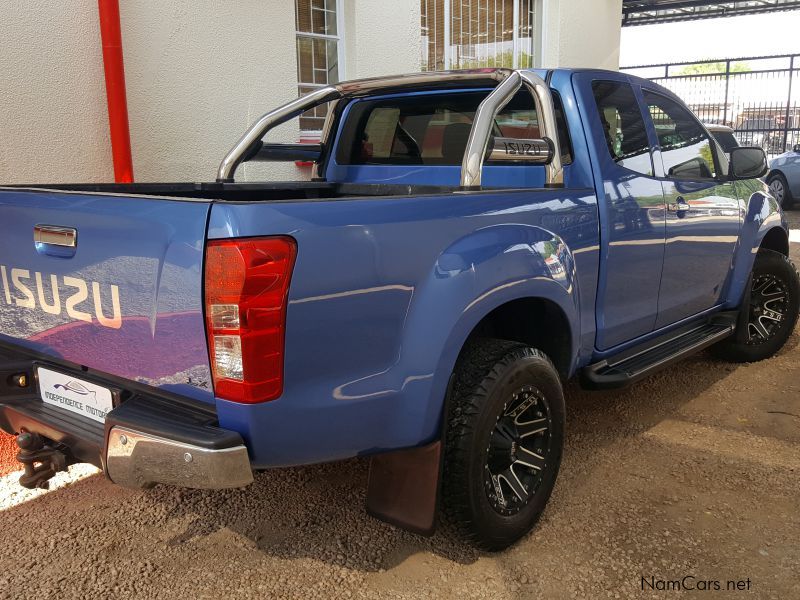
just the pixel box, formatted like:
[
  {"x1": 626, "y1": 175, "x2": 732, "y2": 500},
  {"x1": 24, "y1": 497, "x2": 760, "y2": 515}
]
[{"x1": 622, "y1": 54, "x2": 800, "y2": 157}]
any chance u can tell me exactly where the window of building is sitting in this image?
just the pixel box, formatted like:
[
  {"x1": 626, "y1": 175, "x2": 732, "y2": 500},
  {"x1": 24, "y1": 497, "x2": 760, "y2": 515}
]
[
  {"x1": 296, "y1": 0, "x2": 343, "y2": 131},
  {"x1": 591, "y1": 81, "x2": 653, "y2": 177},
  {"x1": 421, "y1": 0, "x2": 538, "y2": 71},
  {"x1": 643, "y1": 90, "x2": 718, "y2": 180}
]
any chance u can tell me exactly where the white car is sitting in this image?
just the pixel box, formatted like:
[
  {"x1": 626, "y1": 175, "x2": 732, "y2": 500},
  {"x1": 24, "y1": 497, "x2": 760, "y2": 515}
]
[{"x1": 767, "y1": 143, "x2": 800, "y2": 209}]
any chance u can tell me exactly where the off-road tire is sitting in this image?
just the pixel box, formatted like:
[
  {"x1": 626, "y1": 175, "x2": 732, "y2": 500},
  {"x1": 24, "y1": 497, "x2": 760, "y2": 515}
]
[
  {"x1": 712, "y1": 249, "x2": 800, "y2": 362},
  {"x1": 442, "y1": 338, "x2": 565, "y2": 551}
]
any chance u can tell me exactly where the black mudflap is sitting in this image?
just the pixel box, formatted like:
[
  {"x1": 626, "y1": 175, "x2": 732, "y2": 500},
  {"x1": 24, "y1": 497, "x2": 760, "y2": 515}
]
[{"x1": 365, "y1": 440, "x2": 442, "y2": 536}]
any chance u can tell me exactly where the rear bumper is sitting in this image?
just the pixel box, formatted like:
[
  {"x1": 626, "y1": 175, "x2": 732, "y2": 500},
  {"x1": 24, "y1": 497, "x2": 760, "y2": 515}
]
[
  {"x1": 0, "y1": 344, "x2": 253, "y2": 490},
  {"x1": 106, "y1": 427, "x2": 252, "y2": 489}
]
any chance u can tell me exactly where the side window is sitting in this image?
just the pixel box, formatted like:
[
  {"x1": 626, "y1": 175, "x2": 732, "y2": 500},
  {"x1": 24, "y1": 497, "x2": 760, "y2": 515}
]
[
  {"x1": 643, "y1": 91, "x2": 718, "y2": 180},
  {"x1": 590, "y1": 81, "x2": 653, "y2": 176}
]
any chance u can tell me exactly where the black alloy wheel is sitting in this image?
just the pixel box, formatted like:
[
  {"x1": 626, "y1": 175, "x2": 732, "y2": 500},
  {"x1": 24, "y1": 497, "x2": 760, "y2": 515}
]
[
  {"x1": 442, "y1": 338, "x2": 565, "y2": 551},
  {"x1": 712, "y1": 249, "x2": 800, "y2": 362},
  {"x1": 747, "y1": 272, "x2": 790, "y2": 344},
  {"x1": 484, "y1": 384, "x2": 552, "y2": 516}
]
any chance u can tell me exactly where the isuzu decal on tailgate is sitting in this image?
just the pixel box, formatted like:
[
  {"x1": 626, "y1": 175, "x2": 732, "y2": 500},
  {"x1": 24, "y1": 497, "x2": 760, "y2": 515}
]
[{"x1": 0, "y1": 265, "x2": 121, "y2": 329}]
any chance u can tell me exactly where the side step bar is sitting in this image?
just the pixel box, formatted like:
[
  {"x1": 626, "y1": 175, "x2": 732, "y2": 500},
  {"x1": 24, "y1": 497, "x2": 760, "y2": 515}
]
[{"x1": 581, "y1": 314, "x2": 737, "y2": 390}]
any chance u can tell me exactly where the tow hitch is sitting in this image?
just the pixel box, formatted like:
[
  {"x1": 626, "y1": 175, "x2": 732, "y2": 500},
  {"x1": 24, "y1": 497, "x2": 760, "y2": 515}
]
[{"x1": 15, "y1": 431, "x2": 69, "y2": 489}]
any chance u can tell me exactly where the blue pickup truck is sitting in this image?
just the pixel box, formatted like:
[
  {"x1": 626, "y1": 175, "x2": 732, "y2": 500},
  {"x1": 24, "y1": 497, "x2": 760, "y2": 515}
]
[{"x1": 0, "y1": 68, "x2": 797, "y2": 550}]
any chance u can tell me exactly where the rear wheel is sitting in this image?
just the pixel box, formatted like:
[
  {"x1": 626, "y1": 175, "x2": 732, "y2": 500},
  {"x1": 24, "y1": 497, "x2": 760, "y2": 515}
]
[
  {"x1": 767, "y1": 172, "x2": 793, "y2": 209},
  {"x1": 713, "y1": 250, "x2": 800, "y2": 362},
  {"x1": 442, "y1": 338, "x2": 565, "y2": 551}
]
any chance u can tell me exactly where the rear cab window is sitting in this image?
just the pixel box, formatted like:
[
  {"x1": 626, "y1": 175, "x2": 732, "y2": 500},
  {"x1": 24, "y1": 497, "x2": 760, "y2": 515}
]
[{"x1": 335, "y1": 89, "x2": 573, "y2": 167}]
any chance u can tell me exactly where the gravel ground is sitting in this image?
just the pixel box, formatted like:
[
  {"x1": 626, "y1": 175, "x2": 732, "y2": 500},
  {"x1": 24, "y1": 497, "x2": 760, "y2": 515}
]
[{"x1": 0, "y1": 217, "x2": 799, "y2": 599}]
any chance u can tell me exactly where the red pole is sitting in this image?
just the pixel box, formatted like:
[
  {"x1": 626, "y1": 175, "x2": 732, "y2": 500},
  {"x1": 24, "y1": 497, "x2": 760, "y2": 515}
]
[{"x1": 97, "y1": 0, "x2": 134, "y2": 183}]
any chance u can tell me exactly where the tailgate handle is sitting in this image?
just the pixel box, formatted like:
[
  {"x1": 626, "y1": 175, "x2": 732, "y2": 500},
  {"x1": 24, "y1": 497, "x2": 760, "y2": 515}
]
[
  {"x1": 34, "y1": 225, "x2": 77, "y2": 257},
  {"x1": 34, "y1": 225, "x2": 77, "y2": 248}
]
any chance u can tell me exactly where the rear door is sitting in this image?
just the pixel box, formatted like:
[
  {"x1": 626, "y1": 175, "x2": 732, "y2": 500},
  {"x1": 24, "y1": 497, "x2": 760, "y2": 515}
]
[
  {"x1": 0, "y1": 189, "x2": 214, "y2": 403},
  {"x1": 641, "y1": 90, "x2": 741, "y2": 328}
]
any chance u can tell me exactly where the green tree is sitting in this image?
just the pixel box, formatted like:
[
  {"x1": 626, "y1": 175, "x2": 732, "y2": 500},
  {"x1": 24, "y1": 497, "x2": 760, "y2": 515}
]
[
  {"x1": 676, "y1": 61, "x2": 750, "y2": 76},
  {"x1": 700, "y1": 142, "x2": 715, "y2": 174},
  {"x1": 454, "y1": 51, "x2": 534, "y2": 70}
]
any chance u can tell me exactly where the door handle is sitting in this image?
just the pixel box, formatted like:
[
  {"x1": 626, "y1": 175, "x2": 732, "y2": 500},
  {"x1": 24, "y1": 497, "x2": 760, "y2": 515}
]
[{"x1": 668, "y1": 197, "x2": 690, "y2": 217}]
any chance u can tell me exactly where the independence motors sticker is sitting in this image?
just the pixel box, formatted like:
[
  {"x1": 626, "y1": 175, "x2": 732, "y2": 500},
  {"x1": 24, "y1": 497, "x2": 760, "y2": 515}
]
[{"x1": 37, "y1": 367, "x2": 114, "y2": 423}]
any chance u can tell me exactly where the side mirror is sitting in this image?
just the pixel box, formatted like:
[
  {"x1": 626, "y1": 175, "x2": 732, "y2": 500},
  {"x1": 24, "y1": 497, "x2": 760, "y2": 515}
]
[
  {"x1": 793, "y1": 143, "x2": 800, "y2": 153},
  {"x1": 728, "y1": 146, "x2": 768, "y2": 180}
]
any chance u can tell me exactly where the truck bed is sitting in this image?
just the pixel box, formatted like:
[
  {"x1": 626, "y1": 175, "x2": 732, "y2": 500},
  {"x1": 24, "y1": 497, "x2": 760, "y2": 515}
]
[{"x1": 3, "y1": 181, "x2": 463, "y2": 202}]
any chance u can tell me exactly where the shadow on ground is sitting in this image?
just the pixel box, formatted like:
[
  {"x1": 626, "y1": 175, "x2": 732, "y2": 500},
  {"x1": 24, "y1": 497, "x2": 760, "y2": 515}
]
[{"x1": 0, "y1": 347, "x2": 742, "y2": 576}]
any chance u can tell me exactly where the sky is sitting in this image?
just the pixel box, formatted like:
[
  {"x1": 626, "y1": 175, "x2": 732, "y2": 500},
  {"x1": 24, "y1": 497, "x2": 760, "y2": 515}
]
[{"x1": 620, "y1": 10, "x2": 800, "y2": 67}]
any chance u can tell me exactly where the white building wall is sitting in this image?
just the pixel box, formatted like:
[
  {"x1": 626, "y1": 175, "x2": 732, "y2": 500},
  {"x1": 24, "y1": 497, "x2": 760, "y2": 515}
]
[
  {"x1": 0, "y1": 0, "x2": 113, "y2": 183},
  {"x1": 119, "y1": 1, "x2": 300, "y2": 183},
  {"x1": 539, "y1": 0, "x2": 622, "y2": 71},
  {"x1": 0, "y1": 0, "x2": 619, "y2": 185},
  {"x1": 344, "y1": 0, "x2": 421, "y2": 80}
]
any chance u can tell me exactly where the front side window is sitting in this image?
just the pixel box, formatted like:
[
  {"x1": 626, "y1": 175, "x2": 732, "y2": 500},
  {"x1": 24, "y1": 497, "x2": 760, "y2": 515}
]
[
  {"x1": 643, "y1": 91, "x2": 718, "y2": 180},
  {"x1": 296, "y1": 0, "x2": 342, "y2": 131},
  {"x1": 590, "y1": 81, "x2": 653, "y2": 176},
  {"x1": 336, "y1": 90, "x2": 572, "y2": 166}
]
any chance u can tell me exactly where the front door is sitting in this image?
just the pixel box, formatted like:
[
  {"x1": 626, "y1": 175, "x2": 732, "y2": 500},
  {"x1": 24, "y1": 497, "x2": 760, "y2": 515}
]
[
  {"x1": 575, "y1": 74, "x2": 667, "y2": 350},
  {"x1": 642, "y1": 89, "x2": 741, "y2": 328}
]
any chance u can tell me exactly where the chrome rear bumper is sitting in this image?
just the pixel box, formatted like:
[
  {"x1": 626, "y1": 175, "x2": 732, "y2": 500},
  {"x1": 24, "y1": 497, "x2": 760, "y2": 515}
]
[
  {"x1": 106, "y1": 427, "x2": 253, "y2": 489},
  {"x1": 0, "y1": 343, "x2": 254, "y2": 491}
]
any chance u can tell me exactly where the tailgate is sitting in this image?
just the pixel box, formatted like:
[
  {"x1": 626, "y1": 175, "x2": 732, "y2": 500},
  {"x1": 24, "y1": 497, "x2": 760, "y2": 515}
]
[{"x1": 0, "y1": 188, "x2": 214, "y2": 403}]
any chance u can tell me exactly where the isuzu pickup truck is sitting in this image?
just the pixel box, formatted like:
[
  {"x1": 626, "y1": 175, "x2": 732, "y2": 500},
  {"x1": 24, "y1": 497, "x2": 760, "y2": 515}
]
[{"x1": 1, "y1": 68, "x2": 797, "y2": 550}]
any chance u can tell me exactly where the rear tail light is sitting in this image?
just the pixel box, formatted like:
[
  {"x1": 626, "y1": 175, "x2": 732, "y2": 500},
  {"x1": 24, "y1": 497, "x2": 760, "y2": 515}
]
[{"x1": 204, "y1": 237, "x2": 297, "y2": 403}]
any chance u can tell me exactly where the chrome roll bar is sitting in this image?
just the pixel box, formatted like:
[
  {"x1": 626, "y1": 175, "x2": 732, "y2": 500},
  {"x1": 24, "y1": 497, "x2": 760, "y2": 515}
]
[
  {"x1": 520, "y1": 71, "x2": 564, "y2": 188},
  {"x1": 460, "y1": 73, "x2": 521, "y2": 187},
  {"x1": 216, "y1": 86, "x2": 340, "y2": 183},
  {"x1": 462, "y1": 71, "x2": 563, "y2": 187},
  {"x1": 216, "y1": 69, "x2": 563, "y2": 187}
]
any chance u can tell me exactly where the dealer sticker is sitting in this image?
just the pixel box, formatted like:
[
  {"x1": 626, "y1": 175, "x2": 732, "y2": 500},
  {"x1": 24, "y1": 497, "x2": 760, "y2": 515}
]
[{"x1": 37, "y1": 367, "x2": 114, "y2": 423}]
